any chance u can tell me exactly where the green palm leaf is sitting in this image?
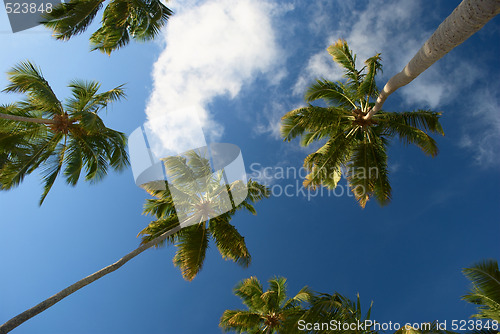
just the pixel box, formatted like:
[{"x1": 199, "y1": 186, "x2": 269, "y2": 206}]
[
  {"x1": 172, "y1": 223, "x2": 210, "y2": 281},
  {"x1": 139, "y1": 152, "x2": 270, "y2": 281},
  {"x1": 221, "y1": 276, "x2": 312, "y2": 334},
  {"x1": 305, "y1": 79, "x2": 357, "y2": 108},
  {"x1": 3, "y1": 61, "x2": 62, "y2": 117},
  {"x1": 208, "y1": 217, "x2": 251, "y2": 267},
  {"x1": 0, "y1": 61, "x2": 129, "y2": 204},
  {"x1": 357, "y1": 54, "x2": 382, "y2": 100},
  {"x1": 281, "y1": 40, "x2": 443, "y2": 207},
  {"x1": 42, "y1": 0, "x2": 105, "y2": 39},
  {"x1": 463, "y1": 259, "x2": 500, "y2": 321},
  {"x1": 327, "y1": 39, "x2": 361, "y2": 85},
  {"x1": 43, "y1": 0, "x2": 172, "y2": 54}
]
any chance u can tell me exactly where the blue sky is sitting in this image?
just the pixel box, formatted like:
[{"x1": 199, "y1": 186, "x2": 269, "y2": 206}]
[{"x1": 0, "y1": 0, "x2": 499, "y2": 333}]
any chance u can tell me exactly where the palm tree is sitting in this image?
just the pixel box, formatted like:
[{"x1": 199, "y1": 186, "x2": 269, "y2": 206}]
[
  {"x1": 0, "y1": 61, "x2": 129, "y2": 204},
  {"x1": 281, "y1": 40, "x2": 444, "y2": 207},
  {"x1": 137, "y1": 150, "x2": 270, "y2": 281},
  {"x1": 365, "y1": 0, "x2": 500, "y2": 119},
  {"x1": 300, "y1": 292, "x2": 375, "y2": 334},
  {"x1": 0, "y1": 150, "x2": 269, "y2": 333},
  {"x1": 220, "y1": 276, "x2": 313, "y2": 334},
  {"x1": 42, "y1": 0, "x2": 173, "y2": 54},
  {"x1": 462, "y1": 259, "x2": 500, "y2": 322},
  {"x1": 220, "y1": 277, "x2": 377, "y2": 334}
]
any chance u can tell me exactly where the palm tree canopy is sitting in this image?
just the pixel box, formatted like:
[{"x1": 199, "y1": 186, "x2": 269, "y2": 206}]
[
  {"x1": 0, "y1": 61, "x2": 129, "y2": 204},
  {"x1": 300, "y1": 292, "x2": 375, "y2": 334},
  {"x1": 281, "y1": 39, "x2": 444, "y2": 208},
  {"x1": 137, "y1": 150, "x2": 270, "y2": 281},
  {"x1": 463, "y1": 259, "x2": 500, "y2": 322},
  {"x1": 220, "y1": 276, "x2": 313, "y2": 334},
  {"x1": 42, "y1": 0, "x2": 173, "y2": 54},
  {"x1": 220, "y1": 276, "x2": 380, "y2": 334}
]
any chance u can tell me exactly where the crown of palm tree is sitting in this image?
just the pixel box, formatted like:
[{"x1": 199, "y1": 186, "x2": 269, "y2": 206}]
[
  {"x1": 220, "y1": 276, "x2": 313, "y2": 334},
  {"x1": 42, "y1": 0, "x2": 173, "y2": 54},
  {"x1": 281, "y1": 39, "x2": 444, "y2": 208},
  {"x1": 0, "y1": 61, "x2": 129, "y2": 204},
  {"x1": 137, "y1": 150, "x2": 270, "y2": 281},
  {"x1": 462, "y1": 259, "x2": 500, "y2": 322}
]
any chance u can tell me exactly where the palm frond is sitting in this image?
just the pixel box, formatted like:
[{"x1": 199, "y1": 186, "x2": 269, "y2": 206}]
[
  {"x1": 245, "y1": 180, "x2": 271, "y2": 203},
  {"x1": 137, "y1": 214, "x2": 181, "y2": 247},
  {"x1": 39, "y1": 142, "x2": 67, "y2": 204},
  {"x1": 0, "y1": 133, "x2": 62, "y2": 190},
  {"x1": 462, "y1": 259, "x2": 500, "y2": 321},
  {"x1": 348, "y1": 131, "x2": 391, "y2": 207},
  {"x1": 89, "y1": 0, "x2": 172, "y2": 54},
  {"x1": 234, "y1": 277, "x2": 265, "y2": 311},
  {"x1": 3, "y1": 61, "x2": 62, "y2": 117},
  {"x1": 377, "y1": 110, "x2": 444, "y2": 157},
  {"x1": 281, "y1": 105, "x2": 350, "y2": 143},
  {"x1": 42, "y1": 0, "x2": 105, "y2": 39},
  {"x1": 327, "y1": 39, "x2": 361, "y2": 85},
  {"x1": 305, "y1": 79, "x2": 357, "y2": 108},
  {"x1": 357, "y1": 53, "x2": 382, "y2": 100},
  {"x1": 172, "y1": 223, "x2": 210, "y2": 281},
  {"x1": 377, "y1": 110, "x2": 444, "y2": 135},
  {"x1": 303, "y1": 134, "x2": 353, "y2": 190},
  {"x1": 208, "y1": 217, "x2": 251, "y2": 267},
  {"x1": 220, "y1": 309, "x2": 263, "y2": 333}
]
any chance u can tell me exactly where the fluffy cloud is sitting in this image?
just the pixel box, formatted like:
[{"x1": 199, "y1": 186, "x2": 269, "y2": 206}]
[{"x1": 145, "y1": 0, "x2": 281, "y2": 158}]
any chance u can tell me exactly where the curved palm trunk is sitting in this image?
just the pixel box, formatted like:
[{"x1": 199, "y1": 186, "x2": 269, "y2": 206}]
[
  {"x1": 0, "y1": 113, "x2": 55, "y2": 125},
  {"x1": 0, "y1": 225, "x2": 182, "y2": 333},
  {"x1": 365, "y1": 0, "x2": 500, "y2": 119}
]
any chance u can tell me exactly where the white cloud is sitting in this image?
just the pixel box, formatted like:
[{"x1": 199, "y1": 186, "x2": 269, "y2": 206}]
[
  {"x1": 460, "y1": 87, "x2": 500, "y2": 166},
  {"x1": 292, "y1": 0, "x2": 493, "y2": 114},
  {"x1": 145, "y1": 0, "x2": 281, "y2": 158},
  {"x1": 293, "y1": 49, "x2": 344, "y2": 95},
  {"x1": 253, "y1": 100, "x2": 298, "y2": 140},
  {"x1": 293, "y1": 0, "x2": 426, "y2": 99}
]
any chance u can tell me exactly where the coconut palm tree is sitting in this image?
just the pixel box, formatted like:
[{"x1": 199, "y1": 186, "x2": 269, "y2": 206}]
[
  {"x1": 300, "y1": 292, "x2": 375, "y2": 334},
  {"x1": 0, "y1": 61, "x2": 129, "y2": 204},
  {"x1": 0, "y1": 150, "x2": 269, "y2": 333},
  {"x1": 42, "y1": 0, "x2": 173, "y2": 54},
  {"x1": 462, "y1": 259, "x2": 500, "y2": 322},
  {"x1": 281, "y1": 40, "x2": 444, "y2": 207},
  {"x1": 220, "y1": 276, "x2": 313, "y2": 334},
  {"x1": 220, "y1": 277, "x2": 377, "y2": 334},
  {"x1": 365, "y1": 0, "x2": 500, "y2": 119},
  {"x1": 137, "y1": 150, "x2": 270, "y2": 281}
]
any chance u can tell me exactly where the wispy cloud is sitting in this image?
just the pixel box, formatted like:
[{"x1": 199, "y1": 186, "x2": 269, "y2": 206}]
[
  {"x1": 291, "y1": 0, "x2": 487, "y2": 110},
  {"x1": 144, "y1": 0, "x2": 282, "y2": 158},
  {"x1": 293, "y1": 0, "x2": 427, "y2": 99},
  {"x1": 459, "y1": 86, "x2": 500, "y2": 166}
]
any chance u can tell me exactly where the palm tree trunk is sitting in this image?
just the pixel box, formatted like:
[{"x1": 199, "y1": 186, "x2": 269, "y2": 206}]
[
  {"x1": 0, "y1": 225, "x2": 182, "y2": 333},
  {"x1": 365, "y1": 0, "x2": 500, "y2": 119},
  {"x1": 0, "y1": 113, "x2": 55, "y2": 125}
]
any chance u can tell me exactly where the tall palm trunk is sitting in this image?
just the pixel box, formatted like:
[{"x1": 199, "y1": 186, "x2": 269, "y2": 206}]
[
  {"x1": 0, "y1": 113, "x2": 55, "y2": 124},
  {"x1": 365, "y1": 0, "x2": 500, "y2": 119},
  {"x1": 0, "y1": 225, "x2": 182, "y2": 333}
]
